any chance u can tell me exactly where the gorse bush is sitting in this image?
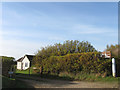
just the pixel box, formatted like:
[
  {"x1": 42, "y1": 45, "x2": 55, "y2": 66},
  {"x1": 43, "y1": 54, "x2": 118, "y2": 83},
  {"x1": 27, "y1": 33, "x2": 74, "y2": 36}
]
[
  {"x1": 33, "y1": 40, "x2": 113, "y2": 76},
  {"x1": 33, "y1": 40, "x2": 97, "y2": 61},
  {"x1": 33, "y1": 52, "x2": 112, "y2": 76}
]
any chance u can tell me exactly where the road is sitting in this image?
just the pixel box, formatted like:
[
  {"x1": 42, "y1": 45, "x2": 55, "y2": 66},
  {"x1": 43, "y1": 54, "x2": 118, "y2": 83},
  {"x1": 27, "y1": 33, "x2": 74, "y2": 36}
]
[{"x1": 16, "y1": 75, "x2": 119, "y2": 88}]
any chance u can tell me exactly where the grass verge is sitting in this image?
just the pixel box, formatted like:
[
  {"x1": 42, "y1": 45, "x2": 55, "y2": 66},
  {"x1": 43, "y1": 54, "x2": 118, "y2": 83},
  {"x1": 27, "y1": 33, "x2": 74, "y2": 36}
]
[
  {"x1": 16, "y1": 68, "x2": 33, "y2": 75},
  {"x1": 15, "y1": 69, "x2": 119, "y2": 83},
  {"x1": 59, "y1": 72, "x2": 119, "y2": 83},
  {"x1": 2, "y1": 75, "x2": 34, "y2": 88}
]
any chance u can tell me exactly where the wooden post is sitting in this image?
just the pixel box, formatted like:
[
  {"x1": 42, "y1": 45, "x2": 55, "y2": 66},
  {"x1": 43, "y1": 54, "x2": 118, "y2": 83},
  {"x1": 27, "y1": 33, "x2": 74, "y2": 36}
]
[
  {"x1": 29, "y1": 67, "x2": 30, "y2": 76},
  {"x1": 29, "y1": 62, "x2": 31, "y2": 76},
  {"x1": 112, "y1": 58, "x2": 116, "y2": 77}
]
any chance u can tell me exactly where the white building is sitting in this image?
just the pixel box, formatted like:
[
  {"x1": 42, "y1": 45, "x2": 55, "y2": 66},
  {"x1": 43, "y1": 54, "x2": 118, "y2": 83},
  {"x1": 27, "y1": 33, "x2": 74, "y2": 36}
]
[
  {"x1": 101, "y1": 51, "x2": 111, "y2": 58},
  {"x1": 17, "y1": 55, "x2": 35, "y2": 70}
]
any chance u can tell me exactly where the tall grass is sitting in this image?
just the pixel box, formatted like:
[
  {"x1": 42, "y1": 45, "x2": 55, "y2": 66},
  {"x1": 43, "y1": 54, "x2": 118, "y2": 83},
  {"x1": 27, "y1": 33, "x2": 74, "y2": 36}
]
[
  {"x1": 15, "y1": 68, "x2": 119, "y2": 83},
  {"x1": 58, "y1": 72, "x2": 119, "y2": 82}
]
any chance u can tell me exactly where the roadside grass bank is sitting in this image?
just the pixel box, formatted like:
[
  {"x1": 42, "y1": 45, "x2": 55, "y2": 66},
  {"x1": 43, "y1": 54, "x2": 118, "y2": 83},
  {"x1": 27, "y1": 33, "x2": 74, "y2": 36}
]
[
  {"x1": 16, "y1": 68, "x2": 33, "y2": 75},
  {"x1": 16, "y1": 69, "x2": 119, "y2": 83},
  {"x1": 59, "y1": 72, "x2": 119, "y2": 83},
  {"x1": 2, "y1": 75, "x2": 34, "y2": 88}
]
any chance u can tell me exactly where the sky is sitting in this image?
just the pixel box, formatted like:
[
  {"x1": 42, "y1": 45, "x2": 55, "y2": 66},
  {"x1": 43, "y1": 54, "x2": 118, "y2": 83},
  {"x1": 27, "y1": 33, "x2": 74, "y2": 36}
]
[{"x1": 1, "y1": 2, "x2": 118, "y2": 59}]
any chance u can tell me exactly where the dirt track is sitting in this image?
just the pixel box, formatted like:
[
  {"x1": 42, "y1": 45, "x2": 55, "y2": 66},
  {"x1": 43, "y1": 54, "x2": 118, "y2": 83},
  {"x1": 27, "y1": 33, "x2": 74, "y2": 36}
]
[{"x1": 16, "y1": 75, "x2": 119, "y2": 88}]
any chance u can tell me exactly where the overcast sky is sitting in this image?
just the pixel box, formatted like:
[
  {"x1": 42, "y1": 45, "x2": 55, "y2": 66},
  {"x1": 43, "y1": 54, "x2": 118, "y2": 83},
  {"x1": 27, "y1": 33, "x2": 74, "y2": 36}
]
[{"x1": 1, "y1": 2, "x2": 118, "y2": 59}]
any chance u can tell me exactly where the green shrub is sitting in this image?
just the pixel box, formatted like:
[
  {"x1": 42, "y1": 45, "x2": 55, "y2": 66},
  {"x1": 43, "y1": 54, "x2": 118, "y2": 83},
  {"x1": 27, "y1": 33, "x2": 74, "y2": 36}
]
[
  {"x1": 33, "y1": 52, "x2": 113, "y2": 76},
  {"x1": 2, "y1": 56, "x2": 15, "y2": 77}
]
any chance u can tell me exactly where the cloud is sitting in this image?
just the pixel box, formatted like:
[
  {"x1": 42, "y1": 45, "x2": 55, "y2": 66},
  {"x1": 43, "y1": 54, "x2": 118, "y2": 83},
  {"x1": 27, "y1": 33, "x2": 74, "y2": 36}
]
[
  {"x1": 2, "y1": 29, "x2": 43, "y2": 38},
  {"x1": 48, "y1": 36, "x2": 65, "y2": 41},
  {"x1": 1, "y1": 3, "x2": 117, "y2": 59},
  {"x1": 1, "y1": 29, "x2": 66, "y2": 59},
  {"x1": 2, "y1": 29, "x2": 67, "y2": 41},
  {"x1": 0, "y1": 39, "x2": 49, "y2": 59},
  {"x1": 71, "y1": 24, "x2": 117, "y2": 35}
]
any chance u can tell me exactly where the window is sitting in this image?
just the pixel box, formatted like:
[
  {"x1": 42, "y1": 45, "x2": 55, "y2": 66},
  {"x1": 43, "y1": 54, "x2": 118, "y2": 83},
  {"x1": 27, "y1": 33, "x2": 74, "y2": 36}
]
[{"x1": 25, "y1": 63, "x2": 28, "y2": 67}]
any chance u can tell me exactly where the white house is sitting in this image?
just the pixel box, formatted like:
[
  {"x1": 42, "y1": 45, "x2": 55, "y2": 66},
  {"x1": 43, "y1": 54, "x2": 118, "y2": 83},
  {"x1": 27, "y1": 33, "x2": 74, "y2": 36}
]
[
  {"x1": 101, "y1": 51, "x2": 111, "y2": 58},
  {"x1": 17, "y1": 55, "x2": 35, "y2": 70}
]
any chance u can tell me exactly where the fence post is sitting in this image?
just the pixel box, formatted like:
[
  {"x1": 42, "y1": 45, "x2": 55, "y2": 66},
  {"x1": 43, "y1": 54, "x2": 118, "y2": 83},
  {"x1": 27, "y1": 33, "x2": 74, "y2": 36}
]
[
  {"x1": 29, "y1": 67, "x2": 30, "y2": 76},
  {"x1": 112, "y1": 58, "x2": 116, "y2": 77}
]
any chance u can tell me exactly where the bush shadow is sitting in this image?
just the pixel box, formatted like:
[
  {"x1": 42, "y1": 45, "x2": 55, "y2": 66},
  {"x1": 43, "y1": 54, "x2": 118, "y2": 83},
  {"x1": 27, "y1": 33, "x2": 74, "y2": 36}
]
[{"x1": 15, "y1": 73, "x2": 78, "y2": 88}]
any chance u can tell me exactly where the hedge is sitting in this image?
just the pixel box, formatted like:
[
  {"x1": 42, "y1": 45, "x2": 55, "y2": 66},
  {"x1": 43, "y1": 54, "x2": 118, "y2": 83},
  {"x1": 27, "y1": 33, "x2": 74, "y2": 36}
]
[
  {"x1": 2, "y1": 56, "x2": 15, "y2": 77},
  {"x1": 33, "y1": 52, "x2": 113, "y2": 76}
]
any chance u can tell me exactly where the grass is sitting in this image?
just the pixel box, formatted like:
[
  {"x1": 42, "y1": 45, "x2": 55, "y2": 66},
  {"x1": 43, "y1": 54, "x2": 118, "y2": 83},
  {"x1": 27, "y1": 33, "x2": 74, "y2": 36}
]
[
  {"x1": 15, "y1": 69, "x2": 120, "y2": 83},
  {"x1": 96, "y1": 76, "x2": 119, "y2": 83},
  {"x1": 2, "y1": 75, "x2": 34, "y2": 88},
  {"x1": 59, "y1": 72, "x2": 119, "y2": 83},
  {"x1": 16, "y1": 68, "x2": 33, "y2": 75}
]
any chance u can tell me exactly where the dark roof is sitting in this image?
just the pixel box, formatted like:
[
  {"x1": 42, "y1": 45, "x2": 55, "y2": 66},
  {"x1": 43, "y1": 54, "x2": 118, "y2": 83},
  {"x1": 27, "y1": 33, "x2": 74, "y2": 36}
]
[
  {"x1": 17, "y1": 57, "x2": 24, "y2": 62},
  {"x1": 17, "y1": 55, "x2": 35, "y2": 62},
  {"x1": 25, "y1": 55, "x2": 35, "y2": 61}
]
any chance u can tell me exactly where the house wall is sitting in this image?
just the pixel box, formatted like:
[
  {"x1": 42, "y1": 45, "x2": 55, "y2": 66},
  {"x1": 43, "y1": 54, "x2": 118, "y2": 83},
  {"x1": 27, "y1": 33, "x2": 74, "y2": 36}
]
[
  {"x1": 102, "y1": 52, "x2": 111, "y2": 58},
  {"x1": 105, "y1": 54, "x2": 111, "y2": 58},
  {"x1": 22, "y1": 56, "x2": 30, "y2": 70},
  {"x1": 104, "y1": 53, "x2": 111, "y2": 58},
  {"x1": 17, "y1": 62, "x2": 22, "y2": 70}
]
